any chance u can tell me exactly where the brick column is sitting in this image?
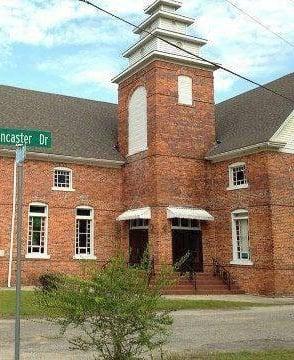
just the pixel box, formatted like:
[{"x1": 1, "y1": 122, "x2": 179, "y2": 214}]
[{"x1": 149, "y1": 206, "x2": 172, "y2": 270}]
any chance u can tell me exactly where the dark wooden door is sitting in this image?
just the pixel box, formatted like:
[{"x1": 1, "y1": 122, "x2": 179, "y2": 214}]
[
  {"x1": 129, "y1": 229, "x2": 148, "y2": 266},
  {"x1": 172, "y1": 230, "x2": 203, "y2": 272}
]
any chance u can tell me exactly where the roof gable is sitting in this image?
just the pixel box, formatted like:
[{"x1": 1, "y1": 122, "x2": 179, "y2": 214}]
[
  {"x1": 209, "y1": 73, "x2": 294, "y2": 158},
  {"x1": 271, "y1": 110, "x2": 294, "y2": 153}
]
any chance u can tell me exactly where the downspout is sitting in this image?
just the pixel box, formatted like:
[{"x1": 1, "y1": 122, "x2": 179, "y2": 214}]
[{"x1": 7, "y1": 160, "x2": 17, "y2": 288}]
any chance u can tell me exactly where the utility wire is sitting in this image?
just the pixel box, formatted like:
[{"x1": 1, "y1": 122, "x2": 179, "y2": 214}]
[
  {"x1": 223, "y1": 0, "x2": 294, "y2": 48},
  {"x1": 77, "y1": 0, "x2": 294, "y2": 104}
]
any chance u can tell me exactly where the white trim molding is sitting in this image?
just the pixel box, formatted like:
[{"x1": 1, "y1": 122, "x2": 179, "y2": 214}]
[
  {"x1": 0, "y1": 149, "x2": 124, "y2": 168},
  {"x1": 112, "y1": 51, "x2": 216, "y2": 84},
  {"x1": 206, "y1": 141, "x2": 285, "y2": 163}
]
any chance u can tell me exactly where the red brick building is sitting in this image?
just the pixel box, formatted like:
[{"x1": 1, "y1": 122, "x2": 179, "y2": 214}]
[{"x1": 0, "y1": 0, "x2": 293, "y2": 295}]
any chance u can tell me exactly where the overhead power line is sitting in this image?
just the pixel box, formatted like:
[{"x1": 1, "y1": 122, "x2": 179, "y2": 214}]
[
  {"x1": 77, "y1": 0, "x2": 294, "y2": 105},
  {"x1": 223, "y1": 0, "x2": 294, "y2": 48}
]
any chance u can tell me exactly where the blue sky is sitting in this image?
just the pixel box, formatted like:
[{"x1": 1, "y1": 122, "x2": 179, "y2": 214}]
[{"x1": 0, "y1": 0, "x2": 293, "y2": 104}]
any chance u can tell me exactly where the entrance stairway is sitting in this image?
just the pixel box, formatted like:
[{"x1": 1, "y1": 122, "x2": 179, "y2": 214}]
[{"x1": 162, "y1": 272, "x2": 244, "y2": 295}]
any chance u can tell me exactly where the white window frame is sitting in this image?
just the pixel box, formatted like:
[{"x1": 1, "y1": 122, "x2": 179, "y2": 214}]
[
  {"x1": 129, "y1": 219, "x2": 149, "y2": 230},
  {"x1": 26, "y1": 202, "x2": 50, "y2": 259},
  {"x1": 178, "y1": 75, "x2": 193, "y2": 106},
  {"x1": 227, "y1": 162, "x2": 248, "y2": 190},
  {"x1": 52, "y1": 167, "x2": 75, "y2": 192},
  {"x1": 230, "y1": 209, "x2": 253, "y2": 266},
  {"x1": 128, "y1": 86, "x2": 148, "y2": 156},
  {"x1": 74, "y1": 206, "x2": 96, "y2": 260},
  {"x1": 171, "y1": 218, "x2": 201, "y2": 230}
]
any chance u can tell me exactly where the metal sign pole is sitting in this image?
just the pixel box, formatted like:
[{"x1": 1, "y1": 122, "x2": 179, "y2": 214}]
[{"x1": 15, "y1": 144, "x2": 25, "y2": 360}]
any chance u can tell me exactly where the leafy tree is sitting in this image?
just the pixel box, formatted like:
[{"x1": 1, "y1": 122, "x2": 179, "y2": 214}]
[{"x1": 37, "y1": 256, "x2": 173, "y2": 360}]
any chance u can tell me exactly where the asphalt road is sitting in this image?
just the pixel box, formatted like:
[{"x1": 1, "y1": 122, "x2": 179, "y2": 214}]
[{"x1": 1, "y1": 305, "x2": 294, "y2": 359}]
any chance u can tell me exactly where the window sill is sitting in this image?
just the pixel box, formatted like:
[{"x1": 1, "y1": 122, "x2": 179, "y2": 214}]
[
  {"x1": 127, "y1": 148, "x2": 148, "y2": 157},
  {"x1": 73, "y1": 255, "x2": 97, "y2": 260},
  {"x1": 227, "y1": 184, "x2": 249, "y2": 191},
  {"x1": 178, "y1": 102, "x2": 194, "y2": 107},
  {"x1": 52, "y1": 187, "x2": 75, "y2": 192},
  {"x1": 25, "y1": 254, "x2": 51, "y2": 260},
  {"x1": 230, "y1": 260, "x2": 253, "y2": 266}
]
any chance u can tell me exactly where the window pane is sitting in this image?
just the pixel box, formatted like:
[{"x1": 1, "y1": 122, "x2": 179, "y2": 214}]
[
  {"x1": 181, "y1": 218, "x2": 189, "y2": 227},
  {"x1": 76, "y1": 218, "x2": 92, "y2": 255},
  {"x1": 33, "y1": 217, "x2": 41, "y2": 231},
  {"x1": 232, "y1": 165, "x2": 247, "y2": 186},
  {"x1": 30, "y1": 206, "x2": 45, "y2": 214},
  {"x1": 54, "y1": 170, "x2": 71, "y2": 188},
  {"x1": 191, "y1": 219, "x2": 199, "y2": 228},
  {"x1": 77, "y1": 209, "x2": 91, "y2": 217},
  {"x1": 32, "y1": 232, "x2": 41, "y2": 245}
]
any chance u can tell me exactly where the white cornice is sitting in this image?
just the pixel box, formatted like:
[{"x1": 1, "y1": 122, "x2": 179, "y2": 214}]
[
  {"x1": 123, "y1": 28, "x2": 207, "y2": 58},
  {"x1": 134, "y1": 10, "x2": 194, "y2": 35},
  {"x1": 144, "y1": 0, "x2": 182, "y2": 15},
  {"x1": 0, "y1": 149, "x2": 125, "y2": 168},
  {"x1": 206, "y1": 141, "x2": 286, "y2": 163},
  {"x1": 112, "y1": 51, "x2": 217, "y2": 84}
]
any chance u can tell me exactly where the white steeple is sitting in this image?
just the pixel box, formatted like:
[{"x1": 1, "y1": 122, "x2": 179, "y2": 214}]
[{"x1": 113, "y1": 0, "x2": 214, "y2": 84}]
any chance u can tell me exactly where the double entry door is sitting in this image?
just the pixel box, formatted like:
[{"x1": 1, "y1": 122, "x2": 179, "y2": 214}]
[{"x1": 172, "y1": 229, "x2": 203, "y2": 272}]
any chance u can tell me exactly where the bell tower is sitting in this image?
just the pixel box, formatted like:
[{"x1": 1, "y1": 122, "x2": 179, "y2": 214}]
[{"x1": 114, "y1": 0, "x2": 217, "y2": 267}]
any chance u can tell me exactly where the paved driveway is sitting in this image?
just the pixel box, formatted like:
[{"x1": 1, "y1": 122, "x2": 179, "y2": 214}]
[{"x1": 1, "y1": 305, "x2": 294, "y2": 359}]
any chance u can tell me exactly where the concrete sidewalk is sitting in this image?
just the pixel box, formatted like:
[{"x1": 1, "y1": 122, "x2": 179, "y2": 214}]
[
  {"x1": 163, "y1": 294, "x2": 294, "y2": 304},
  {"x1": 2, "y1": 287, "x2": 294, "y2": 305}
]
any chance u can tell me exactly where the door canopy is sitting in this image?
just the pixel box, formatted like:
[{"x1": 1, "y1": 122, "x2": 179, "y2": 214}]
[
  {"x1": 117, "y1": 207, "x2": 151, "y2": 221},
  {"x1": 167, "y1": 207, "x2": 214, "y2": 221}
]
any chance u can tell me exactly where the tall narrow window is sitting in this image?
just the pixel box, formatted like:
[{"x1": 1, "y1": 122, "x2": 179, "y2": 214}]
[
  {"x1": 178, "y1": 75, "x2": 193, "y2": 105},
  {"x1": 75, "y1": 207, "x2": 95, "y2": 259},
  {"x1": 231, "y1": 210, "x2": 251, "y2": 264},
  {"x1": 53, "y1": 167, "x2": 73, "y2": 191},
  {"x1": 27, "y1": 203, "x2": 49, "y2": 258},
  {"x1": 128, "y1": 86, "x2": 148, "y2": 155}
]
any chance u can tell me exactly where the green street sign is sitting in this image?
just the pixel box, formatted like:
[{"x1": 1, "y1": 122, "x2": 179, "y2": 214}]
[{"x1": 0, "y1": 128, "x2": 52, "y2": 148}]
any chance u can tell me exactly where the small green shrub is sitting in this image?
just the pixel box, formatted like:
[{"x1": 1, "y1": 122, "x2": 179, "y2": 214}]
[
  {"x1": 39, "y1": 273, "x2": 62, "y2": 292},
  {"x1": 36, "y1": 256, "x2": 173, "y2": 360}
]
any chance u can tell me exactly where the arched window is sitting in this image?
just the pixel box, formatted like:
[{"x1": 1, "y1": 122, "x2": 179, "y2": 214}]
[
  {"x1": 178, "y1": 75, "x2": 193, "y2": 105},
  {"x1": 26, "y1": 202, "x2": 50, "y2": 259},
  {"x1": 231, "y1": 209, "x2": 252, "y2": 264},
  {"x1": 74, "y1": 206, "x2": 96, "y2": 259},
  {"x1": 128, "y1": 86, "x2": 148, "y2": 155}
]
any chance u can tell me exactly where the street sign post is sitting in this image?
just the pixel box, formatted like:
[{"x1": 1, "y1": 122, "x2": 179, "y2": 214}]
[{"x1": 0, "y1": 128, "x2": 52, "y2": 360}]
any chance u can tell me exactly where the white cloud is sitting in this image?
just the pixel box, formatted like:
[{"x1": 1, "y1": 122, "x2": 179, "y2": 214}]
[
  {"x1": 37, "y1": 51, "x2": 119, "y2": 91},
  {"x1": 0, "y1": 0, "x2": 293, "y2": 100}
]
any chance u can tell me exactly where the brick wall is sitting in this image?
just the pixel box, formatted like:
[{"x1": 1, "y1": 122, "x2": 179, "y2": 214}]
[
  {"x1": 0, "y1": 157, "x2": 123, "y2": 286},
  {"x1": 118, "y1": 60, "x2": 215, "y2": 269},
  {"x1": 267, "y1": 153, "x2": 294, "y2": 294},
  {"x1": 207, "y1": 151, "x2": 293, "y2": 295}
]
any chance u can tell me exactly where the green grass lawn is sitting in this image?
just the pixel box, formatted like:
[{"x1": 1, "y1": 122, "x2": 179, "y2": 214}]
[
  {"x1": 0, "y1": 290, "x2": 272, "y2": 318},
  {"x1": 165, "y1": 349, "x2": 294, "y2": 359}
]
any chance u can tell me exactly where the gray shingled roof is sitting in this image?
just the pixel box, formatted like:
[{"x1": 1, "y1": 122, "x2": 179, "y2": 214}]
[
  {"x1": 209, "y1": 73, "x2": 294, "y2": 157},
  {"x1": 1, "y1": 73, "x2": 293, "y2": 162},
  {"x1": 0, "y1": 85, "x2": 123, "y2": 161}
]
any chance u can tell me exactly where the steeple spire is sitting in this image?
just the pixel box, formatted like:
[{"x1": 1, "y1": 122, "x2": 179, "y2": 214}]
[{"x1": 113, "y1": 0, "x2": 214, "y2": 83}]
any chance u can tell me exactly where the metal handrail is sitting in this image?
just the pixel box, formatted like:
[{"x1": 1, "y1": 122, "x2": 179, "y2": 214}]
[
  {"x1": 175, "y1": 251, "x2": 197, "y2": 290},
  {"x1": 212, "y1": 258, "x2": 235, "y2": 290}
]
